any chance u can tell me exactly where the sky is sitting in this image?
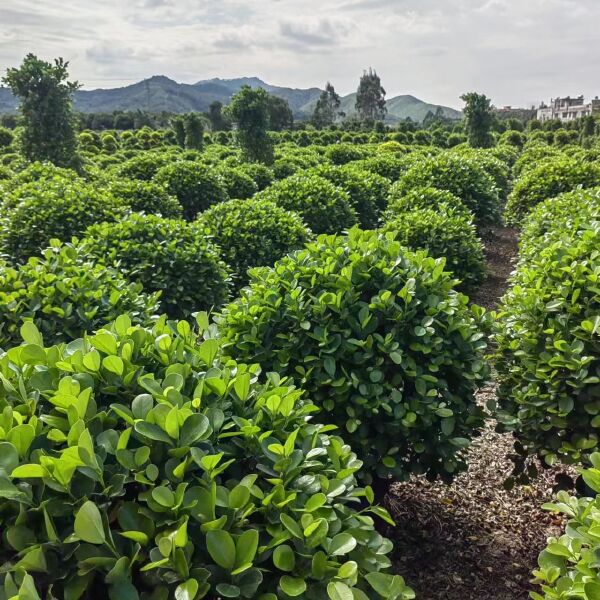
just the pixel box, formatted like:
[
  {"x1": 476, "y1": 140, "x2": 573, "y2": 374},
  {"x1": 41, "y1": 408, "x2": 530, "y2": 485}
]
[{"x1": 1, "y1": 0, "x2": 598, "y2": 109}]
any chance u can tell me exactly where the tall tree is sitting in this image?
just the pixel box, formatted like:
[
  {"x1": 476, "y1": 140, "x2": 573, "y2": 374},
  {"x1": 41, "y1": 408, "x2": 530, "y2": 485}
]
[
  {"x1": 183, "y1": 112, "x2": 204, "y2": 150},
  {"x1": 460, "y1": 92, "x2": 494, "y2": 148},
  {"x1": 207, "y1": 101, "x2": 231, "y2": 131},
  {"x1": 3, "y1": 54, "x2": 80, "y2": 167},
  {"x1": 171, "y1": 115, "x2": 186, "y2": 147},
  {"x1": 312, "y1": 82, "x2": 343, "y2": 128},
  {"x1": 355, "y1": 69, "x2": 386, "y2": 122},
  {"x1": 267, "y1": 96, "x2": 293, "y2": 131},
  {"x1": 225, "y1": 86, "x2": 274, "y2": 164}
]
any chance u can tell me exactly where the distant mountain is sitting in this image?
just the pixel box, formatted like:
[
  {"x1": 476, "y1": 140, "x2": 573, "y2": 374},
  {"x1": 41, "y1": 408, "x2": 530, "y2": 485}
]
[{"x1": 0, "y1": 76, "x2": 461, "y2": 123}]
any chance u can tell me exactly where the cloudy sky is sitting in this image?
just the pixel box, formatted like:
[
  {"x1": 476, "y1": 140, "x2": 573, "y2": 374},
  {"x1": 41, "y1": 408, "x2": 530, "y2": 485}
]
[{"x1": 1, "y1": 0, "x2": 598, "y2": 109}]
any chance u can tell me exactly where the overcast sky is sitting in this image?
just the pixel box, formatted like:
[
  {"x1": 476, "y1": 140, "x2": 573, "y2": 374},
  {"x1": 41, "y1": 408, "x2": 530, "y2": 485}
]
[{"x1": 1, "y1": 0, "x2": 598, "y2": 109}]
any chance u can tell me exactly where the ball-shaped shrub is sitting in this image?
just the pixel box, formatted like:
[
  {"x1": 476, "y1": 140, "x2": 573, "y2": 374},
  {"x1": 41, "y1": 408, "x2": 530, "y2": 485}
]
[
  {"x1": 199, "y1": 198, "x2": 311, "y2": 288},
  {"x1": 108, "y1": 179, "x2": 183, "y2": 218},
  {"x1": 505, "y1": 156, "x2": 600, "y2": 225},
  {"x1": 215, "y1": 166, "x2": 258, "y2": 199},
  {"x1": 116, "y1": 151, "x2": 173, "y2": 180},
  {"x1": 255, "y1": 174, "x2": 357, "y2": 234},
  {"x1": 352, "y1": 154, "x2": 414, "y2": 182},
  {"x1": 0, "y1": 176, "x2": 123, "y2": 262},
  {"x1": 83, "y1": 214, "x2": 230, "y2": 318},
  {"x1": 395, "y1": 153, "x2": 501, "y2": 227},
  {"x1": 0, "y1": 318, "x2": 412, "y2": 600},
  {"x1": 512, "y1": 145, "x2": 561, "y2": 178},
  {"x1": 0, "y1": 240, "x2": 158, "y2": 348},
  {"x1": 531, "y1": 454, "x2": 600, "y2": 600},
  {"x1": 380, "y1": 208, "x2": 486, "y2": 292},
  {"x1": 219, "y1": 228, "x2": 489, "y2": 485},
  {"x1": 311, "y1": 164, "x2": 391, "y2": 229},
  {"x1": 377, "y1": 141, "x2": 410, "y2": 154},
  {"x1": 236, "y1": 162, "x2": 274, "y2": 191},
  {"x1": 324, "y1": 143, "x2": 370, "y2": 165},
  {"x1": 154, "y1": 161, "x2": 229, "y2": 220},
  {"x1": 384, "y1": 186, "x2": 473, "y2": 222},
  {"x1": 493, "y1": 222, "x2": 600, "y2": 468}
]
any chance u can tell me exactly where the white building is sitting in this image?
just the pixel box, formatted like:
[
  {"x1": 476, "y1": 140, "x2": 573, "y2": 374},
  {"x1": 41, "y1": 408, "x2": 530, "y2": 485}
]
[{"x1": 537, "y1": 96, "x2": 600, "y2": 122}]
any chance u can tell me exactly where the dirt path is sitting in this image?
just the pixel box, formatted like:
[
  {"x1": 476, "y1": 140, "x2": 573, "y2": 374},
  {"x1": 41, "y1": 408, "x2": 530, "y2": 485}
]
[{"x1": 387, "y1": 226, "x2": 572, "y2": 600}]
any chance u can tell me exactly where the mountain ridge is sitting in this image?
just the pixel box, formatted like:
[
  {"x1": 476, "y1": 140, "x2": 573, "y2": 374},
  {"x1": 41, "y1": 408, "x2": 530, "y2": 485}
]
[{"x1": 0, "y1": 76, "x2": 462, "y2": 123}]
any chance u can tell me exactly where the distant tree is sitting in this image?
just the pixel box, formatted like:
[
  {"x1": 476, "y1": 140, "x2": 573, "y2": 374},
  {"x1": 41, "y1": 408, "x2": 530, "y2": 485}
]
[
  {"x1": 581, "y1": 115, "x2": 596, "y2": 138},
  {"x1": 355, "y1": 69, "x2": 386, "y2": 122},
  {"x1": 267, "y1": 96, "x2": 293, "y2": 131},
  {"x1": 207, "y1": 101, "x2": 231, "y2": 131},
  {"x1": 3, "y1": 54, "x2": 80, "y2": 167},
  {"x1": 225, "y1": 86, "x2": 274, "y2": 164},
  {"x1": 171, "y1": 115, "x2": 186, "y2": 147},
  {"x1": 183, "y1": 112, "x2": 204, "y2": 150},
  {"x1": 0, "y1": 127, "x2": 14, "y2": 148},
  {"x1": 460, "y1": 92, "x2": 494, "y2": 148},
  {"x1": 113, "y1": 112, "x2": 135, "y2": 130},
  {"x1": 312, "y1": 82, "x2": 343, "y2": 129}
]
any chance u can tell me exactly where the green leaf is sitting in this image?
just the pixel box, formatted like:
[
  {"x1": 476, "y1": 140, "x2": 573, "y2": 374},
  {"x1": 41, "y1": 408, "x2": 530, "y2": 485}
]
[
  {"x1": 20, "y1": 321, "x2": 43, "y2": 346},
  {"x1": 329, "y1": 533, "x2": 357, "y2": 556},
  {"x1": 175, "y1": 579, "x2": 199, "y2": 600},
  {"x1": 273, "y1": 544, "x2": 295, "y2": 572},
  {"x1": 74, "y1": 501, "x2": 106, "y2": 545},
  {"x1": 152, "y1": 486, "x2": 175, "y2": 508},
  {"x1": 11, "y1": 464, "x2": 47, "y2": 478},
  {"x1": 103, "y1": 355, "x2": 124, "y2": 376},
  {"x1": 327, "y1": 581, "x2": 354, "y2": 600},
  {"x1": 206, "y1": 529, "x2": 236, "y2": 569},
  {"x1": 134, "y1": 421, "x2": 173, "y2": 445},
  {"x1": 279, "y1": 576, "x2": 306, "y2": 597},
  {"x1": 235, "y1": 529, "x2": 258, "y2": 568},
  {"x1": 0, "y1": 441, "x2": 19, "y2": 474},
  {"x1": 179, "y1": 413, "x2": 211, "y2": 447}
]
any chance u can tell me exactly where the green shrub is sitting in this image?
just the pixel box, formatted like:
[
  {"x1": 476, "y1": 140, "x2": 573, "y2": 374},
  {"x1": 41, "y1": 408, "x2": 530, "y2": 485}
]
[
  {"x1": 0, "y1": 240, "x2": 158, "y2": 348},
  {"x1": 380, "y1": 208, "x2": 486, "y2": 292},
  {"x1": 493, "y1": 222, "x2": 600, "y2": 470},
  {"x1": 395, "y1": 153, "x2": 501, "y2": 227},
  {"x1": 512, "y1": 145, "x2": 561, "y2": 178},
  {"x1": 219, "y1": 228, "x2": 489, "y2": 484},
  {"x1": 451, "y1": 148, "x2": 511, "y2": 199},
  {"x1": 352, "y1": 154, "x2": 414, "y2": 181},
  {"x1": 83, "y1": 214, "x2": 230, "y2": 318},
  {"x1": 531, "y1": 454, "x2": 600, "y2": 600},
  {"x1": 519, "y1": 188, "x2": 600, "y2": 261},
  {"x1": 108, "y1": 179, "x2": 183, "y2": 218},
  {"x1": 215, "y1": 166, "x2": 258, "y2": 199},
  {"x1": 324, "y1": 143, "x2": 370, "y2": 165},
  {"x1": 385, "y1": 186, "x2": 473, "y2": 222},
  {"x1": 256, "y1": 174, "x2": 357, "y2": 234},
  {"x1": 154, "y1": 161, "x2": 229, "y2": 220},
  {"x1": 199, "y1": 198, "x2": 311, "y2": 288},
  {"x1": 311, "y1": 164, "x2": 391, "y2": 229},
  {"x1": 116, "y1": 151, "x2": 173, "y2": 181},
  {"x1": 505, "y1": 157, "x2": 600, "y2": 225},
  {"x1": 236, "y1": 162, "x2": 274, "y2": 191},
  {"x1": 0, "y1": 176, "x2": 123, "y2": 262},
  {"x1": 0, "y1": 317, "x2": 413, "y2": 600}
]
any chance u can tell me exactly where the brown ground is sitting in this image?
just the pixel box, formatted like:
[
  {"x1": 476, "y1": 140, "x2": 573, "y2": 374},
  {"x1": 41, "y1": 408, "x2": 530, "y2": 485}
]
[{"x1": 386, "y1": 226, "x2": 573, "y2": 600}]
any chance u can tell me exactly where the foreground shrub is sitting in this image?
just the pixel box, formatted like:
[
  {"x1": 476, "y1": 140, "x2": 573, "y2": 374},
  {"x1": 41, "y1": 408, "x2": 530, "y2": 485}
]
[
  {"x1": 219, "y1": 228, "x2": 489, "y2": 485},
  {"x1": 0, "y1": 318, "x2": 412, "y2": 600},
  {"x1": 395, "y1": 153, "x2": 501, "y2": 226},
  {"x1": 154, "y1": 161, "x2": 229, "y2": 219},
  {"x1": 256, "y1": 174, "x2": 357, "y2": 234},
  {"x1": 199, "y1": 198, "x2": 311, "y2": 288},
  {"x1": 108, "y1": 179, "x2": 183, "y2": 218},
  {"x1": 381, "y1": 208, "x2": 486, "y2": 292},
  {"x1": 325, "y1": 143, "x2": 370, "y2": 165},
  {"x1": 236, "y1": 162, "x2": 274, "y2": 191},
  {"x1": 83, "y1": 214, "x2": 230, "y2": 318},
  {"x1": 385, "y1": 186, "x2": 473, "y2": 221},
  {"x1": 216, "y1": 166, "x2": 258, "y2": 199},
  {"x1": 352, "y1": 153, "x2": 413, "y2": 181},
  {"x1": 531, "y1": 454, "x2": 600, "y2": 600},
  {"x1": 493, "y1": 222, "x2": 600, "y2": 471},
  {"x1": 115, "y1": 151, "x2": 173, "y2": 180},
  {"x1": 312, "y1": 164, "x2": 391, "y2": 229},
  {"x1": 506, "y1": 157, "x2": 600, "y2": 225},
  {"x1": 0, "y1": 176, "x2": 123, "y2": 262},
  {"x1": 0, "y1": 240, "x2": 158, "y2": 348}
]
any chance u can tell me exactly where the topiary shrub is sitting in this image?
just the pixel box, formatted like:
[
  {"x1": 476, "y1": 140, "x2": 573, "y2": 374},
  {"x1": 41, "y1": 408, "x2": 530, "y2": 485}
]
[
  {"x1": 116, "y1": 151, "x2": 173, "y2": 181},
  {"x1": 311, "y1": 164, "x2": 391, "y2": 229},
  {"x1": 0, "y1": 317, "x2": 413, "y2": 600},
  {"x1": 352, "y1": 154, "x2": 414, "y2": 182},
  {"x1": 324, "y1": 143, "x2": 370, "y2": 165},
  {"x1": 531, "y1": 453, "x2": 600, "y2": 600},
  {"x1": 236, "y1": 162, "x2": 274, "y2": 191},
  {"x1": 83, "y1": 214, "x2": 230, "y2": 318},
  {"x1": 505, "y1": 156, "x2": 600, "y2": 225},
  {"x1": 0, "y1": 175, "x2": 123, "y2": 263},
  {"x1": 0, "y1": 240, "x2": 158, "y2": 348},
  {"x1": 384, "y1": 186, "x2": 473, "y2": 222},
  {"x1": 154, "y1": 161, "x2": 229, "y2": 220},
  {"x1": 395, "y1": 153, "x2": 501, "y2": 227},
  {"x1": 199, "y1": 198, "x2": 311, "y2": 288},
  {"x1": 255, "y1": 174, "x2": 357, "y2": 234},
  {"x1": 380, "y1": 208, "x2": 486, "y2": 292},
  {"x1": 108, "y1": 179, "x2": 183, "y2": 218},
  {"x1": 219, "y1": 228, "x2": 489, "y2": 486},
  {"x1": 493, "y1": 221, "x2": 600, "y2": 472},
  {"x1": 215, "y1": 166, "x2": 258, "y2": 199}
]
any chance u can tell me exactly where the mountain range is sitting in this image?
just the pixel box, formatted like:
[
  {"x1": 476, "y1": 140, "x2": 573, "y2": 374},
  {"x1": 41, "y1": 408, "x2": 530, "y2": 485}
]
[{"x1": 0, "y1": 76, "x2": 462, "y2": 123}]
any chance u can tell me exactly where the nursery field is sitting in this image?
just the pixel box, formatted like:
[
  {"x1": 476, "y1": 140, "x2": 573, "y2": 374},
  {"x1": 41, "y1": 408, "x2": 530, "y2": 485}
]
[{"x1": 0, "y1": 80, "x2": 600, "y2": 600}]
